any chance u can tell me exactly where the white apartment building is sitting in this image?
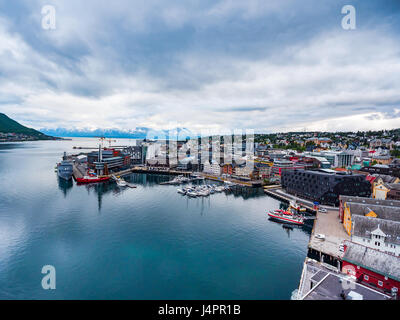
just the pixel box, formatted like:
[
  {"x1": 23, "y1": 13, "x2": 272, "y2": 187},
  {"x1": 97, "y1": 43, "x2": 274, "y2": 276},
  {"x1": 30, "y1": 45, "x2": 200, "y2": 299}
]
[{"x1": 203, "y1": 161, "x2": 221, "y2": 176}]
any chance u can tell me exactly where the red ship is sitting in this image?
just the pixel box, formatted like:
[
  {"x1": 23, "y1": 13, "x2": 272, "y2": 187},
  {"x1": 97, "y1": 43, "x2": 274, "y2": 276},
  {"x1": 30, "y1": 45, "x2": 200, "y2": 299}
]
[
  {"x1": 76, "y1": 170, "x2": 110, "y2": 184},
  {"x1": 267, "y1": 209, "x2": 304, "y2": 225}
]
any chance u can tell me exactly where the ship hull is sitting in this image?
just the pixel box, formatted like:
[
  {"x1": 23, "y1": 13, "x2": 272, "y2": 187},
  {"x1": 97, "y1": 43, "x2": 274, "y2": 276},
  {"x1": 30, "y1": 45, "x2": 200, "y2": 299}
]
[
  {"x1": 57, "y1": 161, "x2": 73, "y2": 181},
  {"x1": 76, "y1": 176, "x2": 110, "y2": 184},
  {"x1": 267, "y1": 212, "x2": 304, "y2": 225}
]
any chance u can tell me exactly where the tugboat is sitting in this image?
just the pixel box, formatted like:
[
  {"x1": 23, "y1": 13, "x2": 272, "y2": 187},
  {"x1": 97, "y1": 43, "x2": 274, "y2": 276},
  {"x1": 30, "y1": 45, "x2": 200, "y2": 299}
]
[{"x1": 267, "y1": 209, "x2": 304, "y2": 225}]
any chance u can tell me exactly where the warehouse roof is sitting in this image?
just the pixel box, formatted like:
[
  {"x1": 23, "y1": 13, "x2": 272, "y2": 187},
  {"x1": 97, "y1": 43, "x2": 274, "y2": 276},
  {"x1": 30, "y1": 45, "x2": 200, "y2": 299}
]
[
  {"x1": 352, "y1": 215, "x2": 400, "y2": 245},
  {"x1": 343, "y1": 242, "x2": 400, "y2": 281}
]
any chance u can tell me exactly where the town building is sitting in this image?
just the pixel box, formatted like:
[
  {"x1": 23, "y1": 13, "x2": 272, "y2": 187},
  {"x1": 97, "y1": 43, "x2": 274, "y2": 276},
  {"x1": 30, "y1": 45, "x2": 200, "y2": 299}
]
[
  {"x1": 361, "y1": 164, "x2": 400, "y2": 178},
  {"x1": 372, "y1": 154, "x2": 392, "y2": 165},
  {"x1": 270, "y1": 159, "x2": 305, "y2": 177},
  {"x1": 221, "y1": 163, "x2": 234, "y2": 175},
  {"x1": 369, "y1": 138, "x2": 394, "y2": 150},
  {"x1": 351, "y1": 215, "x2": 400, "y2": 256},
  {"x1": 339, "y1": 196, "x2": 400, "y2": 235},
  {"x1": 281, "y1": 169, "x2": 371, "y2": 206},
  {"x1": 203, "y1": 160, "x2": 221, "y2": 176},
  {"x1": 297, "y1": 259, "x2": 391, "y2": 300},
  {"x1": 306, "y1": 151, "x2": 355, "y2": 168},
  {"x1": 234, "y1": 165, "x2": 254, "y2": 178},
  {"x1": 87, "y1": 147, "x2": 131, "y2": 175},
  {"x1": 342, "y1": 242, "x2": 400, "y2": 297},
  {"x1": 373, "y1": 181, "x2": 400, "y2": 201}
]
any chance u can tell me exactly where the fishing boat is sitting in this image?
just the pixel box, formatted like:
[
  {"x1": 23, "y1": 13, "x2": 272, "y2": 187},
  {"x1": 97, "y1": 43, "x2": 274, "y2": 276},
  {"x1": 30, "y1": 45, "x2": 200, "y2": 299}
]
[{"x1": 267, "y1": 210, "x2": 304, "y2": 225}]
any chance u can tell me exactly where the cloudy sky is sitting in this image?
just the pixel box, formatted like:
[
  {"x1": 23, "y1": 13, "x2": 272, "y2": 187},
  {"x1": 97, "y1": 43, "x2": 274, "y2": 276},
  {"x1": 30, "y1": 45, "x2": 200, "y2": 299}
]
[{"x1": 0, "y1": 0, "x2": 400, "y2": 133}]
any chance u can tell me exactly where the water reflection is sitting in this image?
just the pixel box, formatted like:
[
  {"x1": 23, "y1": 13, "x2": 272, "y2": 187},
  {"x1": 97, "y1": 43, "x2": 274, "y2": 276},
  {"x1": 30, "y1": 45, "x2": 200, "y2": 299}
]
[
  {"x1": 57, "y1": 177, "x2": 73, "y2": 197},
  {"x1": 0, "y1": 143, "x2": 32, "y2": 151},
  {"x1": 77, "y1": 181, "x2": 120, "y2": 212}
]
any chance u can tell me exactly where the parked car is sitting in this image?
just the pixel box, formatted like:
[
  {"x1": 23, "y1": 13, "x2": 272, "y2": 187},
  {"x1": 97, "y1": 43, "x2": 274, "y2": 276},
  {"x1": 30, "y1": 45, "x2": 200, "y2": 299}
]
[
  {"x1": 319, "y1": 208, "x2": 327, "y2": 213},
  {"x1": 315, "y1": 234, "x2": 326, "y2": 240}
]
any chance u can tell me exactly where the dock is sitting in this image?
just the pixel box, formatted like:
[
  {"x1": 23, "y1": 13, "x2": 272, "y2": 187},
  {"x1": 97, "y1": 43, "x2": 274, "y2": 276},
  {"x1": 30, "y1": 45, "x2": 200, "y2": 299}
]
[
  {"x1": 264, "y1": 187, "x2": 319, "y2": 213},
  {"x1": 201, "y1": 174, "x2": 263, "y2": 188},
  {"x1": 263, "y1": 186, "x2": 348, "y2": 269},
  {"x1": 72, "y1": 163, "x2": 85, "y2": 179},
  {"x1": 307, "y1": 207, "x2": 349, "y2": 269},
  {"x1": 130, "y1": 167, "x2": 192, "y2": 176}
]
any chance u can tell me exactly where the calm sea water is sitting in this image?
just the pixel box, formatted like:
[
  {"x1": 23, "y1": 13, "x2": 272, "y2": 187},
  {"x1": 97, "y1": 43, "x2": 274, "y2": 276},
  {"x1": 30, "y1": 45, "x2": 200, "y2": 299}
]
[{"x1": 0, "y1": 138, "x2": 311, "y2": 299}]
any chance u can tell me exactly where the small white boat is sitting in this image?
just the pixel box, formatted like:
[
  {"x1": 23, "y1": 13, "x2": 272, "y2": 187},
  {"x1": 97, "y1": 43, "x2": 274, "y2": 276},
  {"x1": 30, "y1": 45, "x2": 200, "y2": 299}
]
[
  {"x1": 187, "y1": 191, "x2": 198, "y2": 197},
  {"x1": 116, "y1": 179, "x2": 128, "y2": 187},
  {"x1": 197, "y1": 190, "x2": 210, "y2": 197},
  {"x1": 177, "y1": 188, "x2": 186, "y2": 194},
  {"x1": 113, "y1": 175, "x2": 128, "y2": 187}
]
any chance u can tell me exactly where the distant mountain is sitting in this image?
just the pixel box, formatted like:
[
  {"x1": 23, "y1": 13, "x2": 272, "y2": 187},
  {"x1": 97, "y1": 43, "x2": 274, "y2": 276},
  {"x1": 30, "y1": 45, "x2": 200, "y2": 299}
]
[
  {"x1": 0, "y1": 113, "x2": 54, "y2": 139},
  {"x1": 40, "y1": 127, "x2": 196, "y2": 140}
]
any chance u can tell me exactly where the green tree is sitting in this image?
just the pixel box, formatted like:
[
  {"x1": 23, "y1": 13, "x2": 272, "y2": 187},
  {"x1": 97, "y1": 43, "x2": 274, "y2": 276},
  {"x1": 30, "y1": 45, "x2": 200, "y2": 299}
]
[{"x1": 391, "y1": 149, "x2": 400, "y2": 158}]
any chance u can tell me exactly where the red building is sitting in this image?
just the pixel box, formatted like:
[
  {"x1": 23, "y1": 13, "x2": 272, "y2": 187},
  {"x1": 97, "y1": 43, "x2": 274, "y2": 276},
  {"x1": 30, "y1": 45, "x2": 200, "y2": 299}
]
[
  {"x1": 221, "y1": 164, "x2": 233, "y2": 175},
  {"x1": 342, "y1": 242, "x2": 400, "y2": 298}
]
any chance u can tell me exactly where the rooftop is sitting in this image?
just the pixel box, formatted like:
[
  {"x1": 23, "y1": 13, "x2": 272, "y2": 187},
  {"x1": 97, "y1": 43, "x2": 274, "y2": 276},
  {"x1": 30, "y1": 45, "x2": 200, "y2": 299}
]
[
  {"x1": 300, "y1": 260, "x2": 390, "y2": 300},
  {"x1": 340, "y1": 195, "x2": 400, "y2": 208},
  {"x1": 352, "y1": 215, "x2": 400, "y2": 245},
  {"x1": 343, "y1": 242, "x2": 400, "y2": 281},
  {"x1": 347, "y1": 202, "x2": 400, "y2": 222}
]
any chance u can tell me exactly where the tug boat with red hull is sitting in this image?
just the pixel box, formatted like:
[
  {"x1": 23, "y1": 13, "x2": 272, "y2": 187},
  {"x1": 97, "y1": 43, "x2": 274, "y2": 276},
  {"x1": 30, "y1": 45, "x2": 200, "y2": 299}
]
[{"x1": 267, "y1": 210, "x2": 304, "y2": 226}]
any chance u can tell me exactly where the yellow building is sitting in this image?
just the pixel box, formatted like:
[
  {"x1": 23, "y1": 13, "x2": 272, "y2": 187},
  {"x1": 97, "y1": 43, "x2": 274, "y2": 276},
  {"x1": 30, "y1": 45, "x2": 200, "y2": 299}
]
[
  {"x1": 373, "y1": 182, "x2": 390, "y2": 200},
  {"x1": 372, "y1": 175, "x2": 400, "y2": 200},
  {"x1": 339, "y1": 196, "x2": 400, "y2": 236}
]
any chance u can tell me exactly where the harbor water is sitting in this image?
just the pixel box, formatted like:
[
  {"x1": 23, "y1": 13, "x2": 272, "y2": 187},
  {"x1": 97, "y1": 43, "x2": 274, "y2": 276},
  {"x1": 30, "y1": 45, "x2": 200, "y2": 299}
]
[{"x1": 0, "y1": 138, "x2": 311, "y2": 299}]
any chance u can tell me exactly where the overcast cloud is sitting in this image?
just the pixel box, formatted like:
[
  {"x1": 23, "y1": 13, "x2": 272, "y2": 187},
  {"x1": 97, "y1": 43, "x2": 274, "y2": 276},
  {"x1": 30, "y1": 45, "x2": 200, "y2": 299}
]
[{"x1": 0, "y1": 0, "x2": 400, "y2": 133}]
